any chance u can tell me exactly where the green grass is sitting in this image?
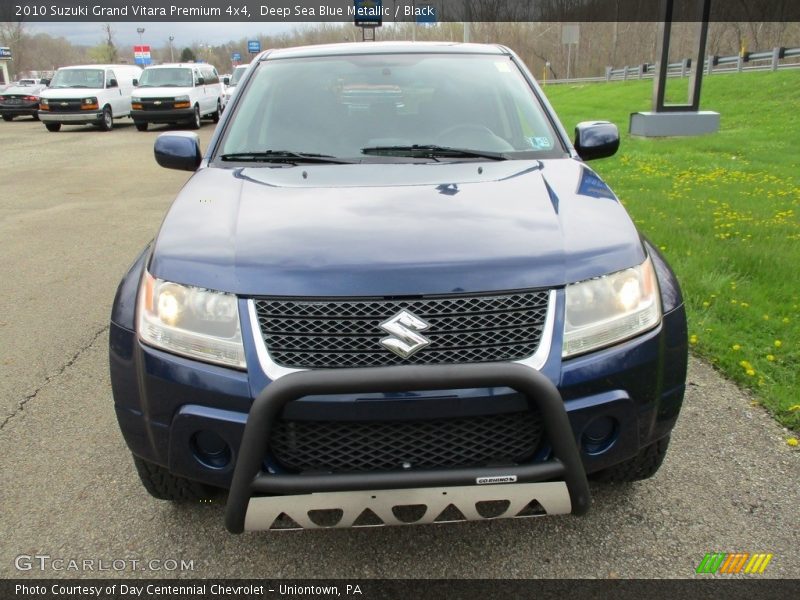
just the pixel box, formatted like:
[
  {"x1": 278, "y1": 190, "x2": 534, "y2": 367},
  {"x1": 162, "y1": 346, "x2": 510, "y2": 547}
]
[{"x1": 544, "y1": 71, "x2": 800, "y2": 431}]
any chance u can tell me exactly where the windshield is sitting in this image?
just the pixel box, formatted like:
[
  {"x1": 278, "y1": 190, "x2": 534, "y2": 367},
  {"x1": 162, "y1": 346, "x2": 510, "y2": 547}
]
[
  {"x1": 50, "y1": 69, "x2": 104, "y2": 89},
  {"x1": 220, "y1": 53, "x2": 566, "y2": 161},
  {"x1": 229, "y1": 66, "x2": 247, "y2": 87},
  {"x1": 137, "y1": 67, "x2": 193, "y2": 88}
]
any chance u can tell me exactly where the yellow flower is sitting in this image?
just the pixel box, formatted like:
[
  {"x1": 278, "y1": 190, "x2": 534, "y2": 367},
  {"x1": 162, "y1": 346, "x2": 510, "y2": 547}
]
[
  {"x1": 746, "y1": 369, "x2": 755, "y2": 376},
  {"x1": 766, "y1": 354, "x2": 775, "y2": 362},
  {"x1": 689, "y1": 334, "x2": 698, "y2": 345},
  {"x1": 702, "y1": 302, "x2": 710, "y2": 308},
  {"x1": 782, "y1": 317, "x2": 790, "y2": 324},
  {"x1": 774, "y1": 340, "x2": 782, "y2": 348},
  {"x1": 732, "y1": 344, "x2": 741, "y2": 351},
  {"x1": 788, "y1": 405, "x2": 800, "y2": 412},
  {"x1": 788, "y1": 438, "x2": 798, "y2": 447},
  {"x1": 762, "y1": 314, "x2": 770, "y2": 320}
]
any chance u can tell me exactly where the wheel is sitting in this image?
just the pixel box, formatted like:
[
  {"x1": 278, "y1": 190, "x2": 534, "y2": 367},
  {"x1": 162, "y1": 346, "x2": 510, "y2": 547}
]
[
  {"x1": 212, "y1": 100, "x2": 221, "y2": 123},
  {"x1": 132, "y1": 454, "x2": 217, "y2": 502},
  {"x1": 591, "y1": 436, "x2": 671, "y2": 483},
  {"x1": 135, "y1": 121, "x2": 148, "y2": 132},
  {"x1": 188, "y1": 105, "x2": 201, "y2": 130},
  {"x1": 45, "y1": 122, "x2": 61, "y2": 132},
  {"x1": 2, "y1": 114, "x2": 13, "y2": 122},
  {"x1": 32, "y1": 112, "x2": 39, "y2": 121},
  {"x1": 98, "y1": 105, "x2": 113, "y2": 131}
]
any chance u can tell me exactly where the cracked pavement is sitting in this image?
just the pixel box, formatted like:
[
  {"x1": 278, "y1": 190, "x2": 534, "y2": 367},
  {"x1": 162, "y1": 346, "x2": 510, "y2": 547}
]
[{"x1": 1, "y1": 118, "x2": 798, "y2": 579}]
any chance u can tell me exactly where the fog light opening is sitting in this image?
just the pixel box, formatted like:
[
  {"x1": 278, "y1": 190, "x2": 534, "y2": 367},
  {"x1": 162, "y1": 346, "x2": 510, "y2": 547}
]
[
  {"x1": 581, "y1": 416, "x2": 619, "y2": 455},
  {"x1": 191, "y1": 430, "x2": 232, "y2": 469}
]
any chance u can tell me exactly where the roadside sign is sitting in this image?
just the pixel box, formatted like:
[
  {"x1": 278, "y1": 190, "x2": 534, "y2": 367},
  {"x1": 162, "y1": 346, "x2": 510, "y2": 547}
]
[
  {"x1": 232, "y1": 52, "x2": 242, "y2": 62},
  {"x1": 247, "y1": 40, "x2": 261, "y2": 54},
  {"x1": 354, "y1": 0, "x2": 383, "y2": 27},
  {"x1": 133, "y1": 45, "x2": 152, "y2": 66},
  {"x1": 0, "y1": 47, "x2": 12, "y2": 60}
]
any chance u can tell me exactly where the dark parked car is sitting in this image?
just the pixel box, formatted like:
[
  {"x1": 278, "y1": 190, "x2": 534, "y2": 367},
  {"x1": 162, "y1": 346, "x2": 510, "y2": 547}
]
[
  {"x1": 110, "y1": 42, "x2": 687, "y2": 532},
  {"x1": 0, "y1": 78, "x2": 48, "y2": 121}
]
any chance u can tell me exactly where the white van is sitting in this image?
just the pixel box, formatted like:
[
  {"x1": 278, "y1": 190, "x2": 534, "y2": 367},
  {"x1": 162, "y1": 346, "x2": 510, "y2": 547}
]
[
  {"x1": 131, "y1": 63, "x2": 223, "y2": 131},
  {"x1": 39, "y1": 64, "x2": 141, "y2": 132}
]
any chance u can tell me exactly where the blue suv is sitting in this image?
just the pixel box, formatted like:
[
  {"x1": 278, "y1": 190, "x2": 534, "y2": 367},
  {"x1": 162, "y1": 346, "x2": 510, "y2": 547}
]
[{"x1": 110, "y1": 43, "x2": 688, "y2": 532}]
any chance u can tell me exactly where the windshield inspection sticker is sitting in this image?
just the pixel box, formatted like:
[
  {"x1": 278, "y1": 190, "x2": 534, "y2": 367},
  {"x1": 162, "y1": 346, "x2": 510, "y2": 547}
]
[
  {"x1": 529, "y1": 136, "x2": 553, "y2": 150},
  {"x1": 476, "y1": 475, "x2": 518, "y2": 485}
]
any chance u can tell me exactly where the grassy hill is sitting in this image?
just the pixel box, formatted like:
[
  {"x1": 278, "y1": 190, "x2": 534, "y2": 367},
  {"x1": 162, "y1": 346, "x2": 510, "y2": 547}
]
[{"x1": 544, "y1": 71, "x2": 800, "y2": 432}]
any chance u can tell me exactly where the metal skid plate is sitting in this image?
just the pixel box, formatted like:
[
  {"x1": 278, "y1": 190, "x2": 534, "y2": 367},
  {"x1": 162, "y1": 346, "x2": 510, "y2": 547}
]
[{"x1": 244, "y1": 481, "x2": 572, "y2": 530}]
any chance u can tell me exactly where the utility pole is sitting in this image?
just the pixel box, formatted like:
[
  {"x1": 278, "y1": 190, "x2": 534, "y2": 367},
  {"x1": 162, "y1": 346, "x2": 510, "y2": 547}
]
[{"x1": 169, "y1": 35, "x2": 174, "y2": 62}]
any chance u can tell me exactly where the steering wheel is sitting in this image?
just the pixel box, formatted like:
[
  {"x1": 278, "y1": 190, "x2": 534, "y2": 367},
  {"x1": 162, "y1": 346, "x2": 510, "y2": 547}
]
[{"x1": 435, "y1": 123, "x2": 515, "y2": 152}]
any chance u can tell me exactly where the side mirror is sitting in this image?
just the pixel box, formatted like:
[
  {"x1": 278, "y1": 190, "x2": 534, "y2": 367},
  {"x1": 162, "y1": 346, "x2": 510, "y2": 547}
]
[
  {"x1": 154, "y1": 132, "x2": 202, "y2": 171},
  {"x1": 41, "y1": 78, "x2": 50, "y2": 87},
  {"x1": 196, "y1": 77, "x2": 205, "y2": 86},
  {"x1": 107, "y1": 78, "x2": 118, "y2": 88},
  {"x1": 223, "y1": 76, "x2": 230, "y2": 86},
  {"x1": 574, "y1": 121, "x2": 620, "y2": 161},
  {"x1": 132, "y1": 78, "x2": 138, "y2": 86}
]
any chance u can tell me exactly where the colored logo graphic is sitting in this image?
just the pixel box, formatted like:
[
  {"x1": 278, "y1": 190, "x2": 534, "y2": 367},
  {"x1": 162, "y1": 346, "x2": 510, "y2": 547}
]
[{"x1": 696, "y1": 553, "x2": 773, "y2": 574}]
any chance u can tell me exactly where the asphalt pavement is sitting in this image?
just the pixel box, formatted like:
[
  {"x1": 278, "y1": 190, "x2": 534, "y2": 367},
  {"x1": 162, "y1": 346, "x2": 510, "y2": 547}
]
[{"x1": 1, "y1": 117, "x2": 797, "y2": 579}]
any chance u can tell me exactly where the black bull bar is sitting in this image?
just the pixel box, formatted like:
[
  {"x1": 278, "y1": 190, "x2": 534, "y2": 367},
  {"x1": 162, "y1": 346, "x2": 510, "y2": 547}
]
[{"x1": 225, "y1": 362, "x2": 591, "y2": 533}]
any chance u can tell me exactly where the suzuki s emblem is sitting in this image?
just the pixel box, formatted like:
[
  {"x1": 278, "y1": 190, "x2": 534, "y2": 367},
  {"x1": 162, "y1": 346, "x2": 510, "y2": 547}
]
[{"x1": 379, "y1": 310, "x2": 431, "y2": 359}]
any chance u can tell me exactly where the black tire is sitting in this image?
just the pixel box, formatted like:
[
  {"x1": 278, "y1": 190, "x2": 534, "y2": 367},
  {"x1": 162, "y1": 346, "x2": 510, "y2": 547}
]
[
  {"x1": 592, "y1": 436, "x2": 671, "y2": 483},
  {"x1": 188, "y1": 105, "x2": 201, "y2": 130},
  {"x1": 45, "y1": 122, "x2": 61, "y2": 132},
  {"x1": 211, "y1": 100, "x2": 221, "y2": 123},
  {"x1": 32, "y1": 112, "x2": 40, "y2": 121},
  {"x1": 98, "y1": 106, "x2": 113, "y2": 131},
  {"x1": 2, "y1": 114, "x2": 13, "y2": 122},
  {"x1": 132, "y1": 454, "x2": 216, "y2": 502},
  {"x1": 134, "y1": 121, "x2": 148, "y2": 132}
]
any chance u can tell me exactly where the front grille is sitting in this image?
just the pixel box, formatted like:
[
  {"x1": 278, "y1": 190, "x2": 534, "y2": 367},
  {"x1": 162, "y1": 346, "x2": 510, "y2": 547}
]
[
  {"x1": 255, "y1": 290, "x2": 550, "y2": 369},
  {"x1": 48, "y1": 100, "x2": 83, "y2": 112},
  {"x1": 140, "y1": 98, "x2": 175, "y2": 111},
  {"x1": 270, "y1": 411, "x2": 544, "y2": 473}
]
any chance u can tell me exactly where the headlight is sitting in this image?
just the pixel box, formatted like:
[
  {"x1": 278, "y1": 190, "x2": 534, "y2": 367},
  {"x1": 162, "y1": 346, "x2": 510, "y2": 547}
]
[
  {"x1": 131, "y1": 97, "x2": 141, "y2": 103},
  {"x1": 40, "y1": 98, "x2": 49, "y2": 106},
  {"x1": 137, "y1": 271, "x2": 246, "y2": 369},
  {"x1": 83, "y1": 97, "x2": 96, "y2": 105},
  {"x1": 563, "y1": 256, "x2": 661, "y2": 358},
  {"x1": 174, "y1": 95, "x2": 190, "y2": 103}
]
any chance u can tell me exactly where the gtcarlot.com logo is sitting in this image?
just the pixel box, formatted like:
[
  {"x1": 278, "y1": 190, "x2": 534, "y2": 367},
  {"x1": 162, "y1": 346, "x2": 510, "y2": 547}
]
[
  {"x1": 14, "y1": 554, "x2": 195, "y2": 572},
  {"x1": 696, "y1": 552, "x2": 773, "y2": 575}
]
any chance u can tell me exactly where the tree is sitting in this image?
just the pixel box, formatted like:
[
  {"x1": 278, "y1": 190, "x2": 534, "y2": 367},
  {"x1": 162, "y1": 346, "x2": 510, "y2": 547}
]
[
  {"x1": 180, "y1": 47, "x2": 196, "y2": 63},
  {"x1": 88, "y1": 24, "x2": 118, "y2": 63}
]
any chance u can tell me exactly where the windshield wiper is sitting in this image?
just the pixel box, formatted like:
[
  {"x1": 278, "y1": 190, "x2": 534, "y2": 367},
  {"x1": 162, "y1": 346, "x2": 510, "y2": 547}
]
[
  {"x1": 219, "y1": 150, "x2": 356, "y2": 164},
  {"x1": 361, "y1": 144, "x2": 509, "y2": 161}
]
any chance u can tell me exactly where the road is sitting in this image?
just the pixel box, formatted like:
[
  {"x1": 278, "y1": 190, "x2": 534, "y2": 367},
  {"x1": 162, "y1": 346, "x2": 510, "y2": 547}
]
[{"x1": 1, "y1": 117, "x2": 798, "y2": 579}]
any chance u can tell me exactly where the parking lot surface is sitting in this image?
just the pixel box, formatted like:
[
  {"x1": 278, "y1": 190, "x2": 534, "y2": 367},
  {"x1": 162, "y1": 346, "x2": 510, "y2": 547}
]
[{"x1": 1, "y1": 118, "x2": 798, "y2": 578}]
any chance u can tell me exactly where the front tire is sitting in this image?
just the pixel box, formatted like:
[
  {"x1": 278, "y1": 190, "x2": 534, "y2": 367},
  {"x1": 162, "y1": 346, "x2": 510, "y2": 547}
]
[
  {"x1": 188, "y1": 105, "x2": 201, "y2": 130},
  {"x1": 132, "y1": 454, "x2": 217, "y2": 502},
  {"x1": 592, "y1": 436, "x2": 671, "y2": 483},
  {"x1": 212, "y1": 100, "x2": 221, "y2": 123},
  {"x1": 2, "y1": 114, "x2": 13, "y2": 122},
  {"x1": 98, "y1": 105, "x2": 113, "y2": 131},
  {"x1": 32, "y1": 112, "x2": 40, "y2": 121},
  {"x1": 45, "y1": 122, "x2": 61, "y2": 132},
  {"x1": 134, "y1": 121, "x2": 148, "y2": 132}
]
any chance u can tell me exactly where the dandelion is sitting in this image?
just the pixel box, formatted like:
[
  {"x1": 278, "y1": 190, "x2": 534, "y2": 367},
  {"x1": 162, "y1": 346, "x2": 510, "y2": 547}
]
[
  {"x1": 763, "y1": 314, "x2": 770, "y2": 320},
  {"x1": 746, "y1": 369, "x2": 755, "y2": 377},
  {"x1": 689, "y1": 334, "x2": 698, "y2": 345},
  {"x1": 767, "y1": 355, "x2": 775, "y2": 362},
  {"x1": 774, "y1": 340, "x2": 782, "y2": 348},
  {"x1": 788, "y1": 438, "x2": 799, "y2": 448},
  {"x1": 732, "y1": 344, "x2": 741, "y2": 351},
  {"x1": 782, "y1": 317, "x2": 790, "y2": 324},
  {"x1": 702, "y1": 302, "x2": 710, "y2": 308}
]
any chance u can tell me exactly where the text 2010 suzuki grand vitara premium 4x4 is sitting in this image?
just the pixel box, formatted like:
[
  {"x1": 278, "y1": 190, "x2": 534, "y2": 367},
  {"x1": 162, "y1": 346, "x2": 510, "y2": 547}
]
[{"x1": 110, "y1": 43, "x2": 687, "y2": 532}]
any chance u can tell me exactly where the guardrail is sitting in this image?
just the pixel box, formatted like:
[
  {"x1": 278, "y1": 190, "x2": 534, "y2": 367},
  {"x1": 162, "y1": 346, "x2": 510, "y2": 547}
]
[{"x1": 544, "y1": 46, "x2": 800, "y2": 84}]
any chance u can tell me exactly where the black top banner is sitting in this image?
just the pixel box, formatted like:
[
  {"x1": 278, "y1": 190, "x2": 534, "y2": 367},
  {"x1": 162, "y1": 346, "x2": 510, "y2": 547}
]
[{"x1": 2, "y1": 0, "x2": 799, "y2": 23}]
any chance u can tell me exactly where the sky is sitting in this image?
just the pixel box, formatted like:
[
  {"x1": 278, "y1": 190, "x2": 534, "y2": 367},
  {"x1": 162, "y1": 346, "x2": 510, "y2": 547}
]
[{"x1": 28, "y1": 22, "x2": 296, "y2": 48}]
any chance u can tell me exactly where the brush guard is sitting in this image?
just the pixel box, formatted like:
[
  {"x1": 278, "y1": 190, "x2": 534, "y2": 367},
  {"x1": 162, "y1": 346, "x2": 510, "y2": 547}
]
[{"x1": 225, "y1": 362, "x2": 590, "y2": 532}]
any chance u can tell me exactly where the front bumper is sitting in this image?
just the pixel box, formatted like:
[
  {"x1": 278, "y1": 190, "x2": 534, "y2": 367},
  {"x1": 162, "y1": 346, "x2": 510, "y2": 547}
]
[
  {"x1": 39, "y1": 111, "x2": 102, "y2": 124},
  {"x1": 131, "y1": 108, "x2": 194, "y2": 123},
  {"x1": 0, "y1": 104, "x2": 38, "y2": 116},
  {"x1": 226, "y1": 363, "x2": 589, "y2": 532}
]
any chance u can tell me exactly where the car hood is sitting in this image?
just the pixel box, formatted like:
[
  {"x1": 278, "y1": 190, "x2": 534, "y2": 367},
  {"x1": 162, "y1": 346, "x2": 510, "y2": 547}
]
[
  {"x1": 40, "y1": 87, "x2": 105, "y2": 99},
  {"x1": 149, "y1": 159, "x2": 645, "y2": 296},
  {"x1": 3, "y1": 85, "x2": 45, "y2": 95},
  {"x1": 133, "y1": 87, "x2": 192, "y2": 97}
]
